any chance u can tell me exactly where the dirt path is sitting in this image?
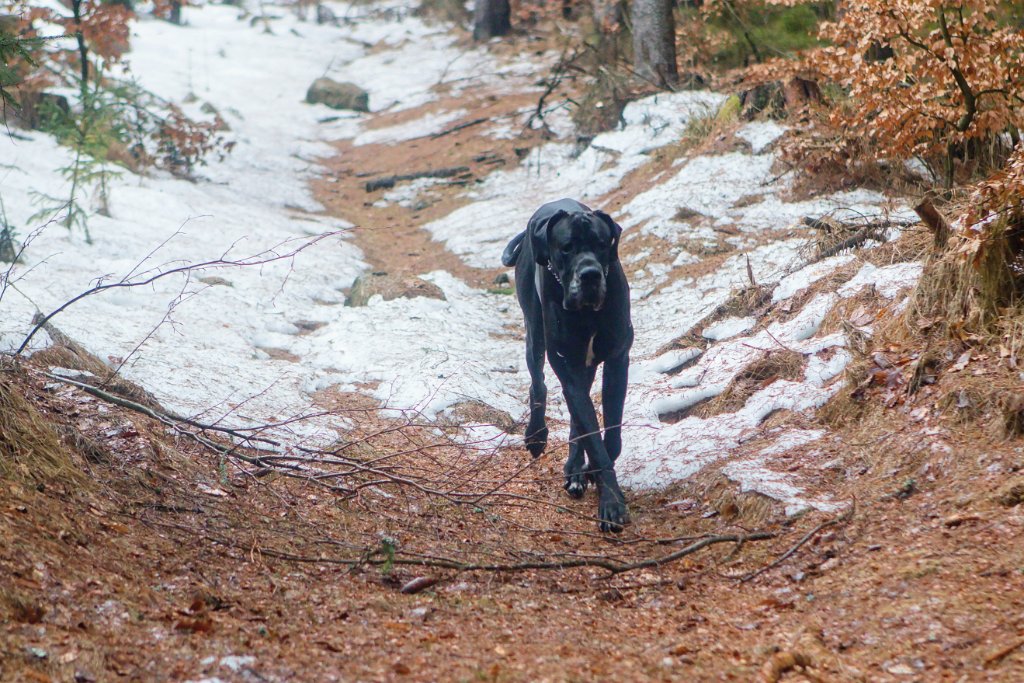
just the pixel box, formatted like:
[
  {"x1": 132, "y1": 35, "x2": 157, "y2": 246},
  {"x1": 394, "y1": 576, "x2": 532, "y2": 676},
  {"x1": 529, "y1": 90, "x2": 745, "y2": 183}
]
[
  {"x1": 313, "y1": 90, "x2": 545, "y2": 287},
  {"x1": 5, "y1": 354, "x2": 1024, "y2": 682}
]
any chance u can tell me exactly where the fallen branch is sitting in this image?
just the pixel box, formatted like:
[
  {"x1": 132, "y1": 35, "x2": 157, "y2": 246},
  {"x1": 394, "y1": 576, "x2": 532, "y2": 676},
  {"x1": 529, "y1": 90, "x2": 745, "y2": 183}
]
[
  {"x1": 16, "y1": 226, "x2": 344, "y2": 355},
  {"x1": 740, "y1": 503, "x2": 855, "y2": 583},
  {"x1": 800, "y1": 213, "x2": 920, "y2": 261},
  {"x1": 43, "y1": 371, "x2": 316, "y2": 450},
  {"x1": 817, "y1": 226, "x2": 884, "y2": 259},
  {"x1": 985, "y1": 636, "x2": 1024, "y2": 667},
  {"x1": 40, "y1": 370, "x2": 601, "y2": 522},
  {"x1": 364, "y1": 166, "x2": 470, "y2": 192},
  {"x1": 801, "y1": 215, "x2": 845, "y2": 233},
  {"x1": 430, "y1": 117, "x2": 487, "y2": 139},
  {"x1": 171, "y1": 522, "x2": 776, "y2": 575}
]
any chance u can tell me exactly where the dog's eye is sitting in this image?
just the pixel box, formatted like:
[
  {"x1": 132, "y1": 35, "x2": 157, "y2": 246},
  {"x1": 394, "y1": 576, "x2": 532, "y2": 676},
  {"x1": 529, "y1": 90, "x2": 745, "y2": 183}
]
[{"x1": 560, "y1": 243, "x2": 572, "y2": 254}]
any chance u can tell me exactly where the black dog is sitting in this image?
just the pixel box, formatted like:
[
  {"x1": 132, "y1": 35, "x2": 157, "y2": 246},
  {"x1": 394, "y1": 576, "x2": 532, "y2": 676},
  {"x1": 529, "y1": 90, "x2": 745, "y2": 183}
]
[{"x1": 501, "y1": 198, "x2": 633, "y2": 532}]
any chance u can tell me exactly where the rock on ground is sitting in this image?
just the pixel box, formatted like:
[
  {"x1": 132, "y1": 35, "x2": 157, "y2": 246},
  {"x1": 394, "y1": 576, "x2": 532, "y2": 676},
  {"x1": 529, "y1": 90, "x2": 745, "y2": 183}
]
[{"x1": 305, "y1": 78, "x2": 370, "y2": 112}]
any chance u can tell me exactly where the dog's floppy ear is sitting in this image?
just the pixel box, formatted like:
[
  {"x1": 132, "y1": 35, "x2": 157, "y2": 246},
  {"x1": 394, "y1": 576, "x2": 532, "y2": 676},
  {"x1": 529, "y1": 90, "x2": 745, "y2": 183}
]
[
  {"x1": 594, "y1": 210, "x2": 623, "y2": 260},
  {"x1": 531, "y1": 209, "x2": 567, "y2": 266}
]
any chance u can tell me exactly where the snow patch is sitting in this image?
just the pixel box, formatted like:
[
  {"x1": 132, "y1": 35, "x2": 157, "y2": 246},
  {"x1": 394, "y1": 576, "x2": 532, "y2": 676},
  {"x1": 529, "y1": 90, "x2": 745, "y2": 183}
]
[
  {"x1": 702, "y1": 316, "x2": 756, "y2": 341},
  {"x1": 838, "y1": 262, "x2": 924, "y2": 299},
  {"x1": 736, "y1": 121, "x2": 786, "y2": 154},
  {"x1": 772, "y1": 254, "x2": 857, "y2": 303}
]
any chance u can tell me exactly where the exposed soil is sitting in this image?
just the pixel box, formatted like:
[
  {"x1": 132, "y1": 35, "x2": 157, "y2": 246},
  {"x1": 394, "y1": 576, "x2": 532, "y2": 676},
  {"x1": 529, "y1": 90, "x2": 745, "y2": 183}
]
[
  {"x1": 5, "y1": 352, "x2": 1024, "y2": 682},
  {"x1": 312, "y1": 90, "x2": 546, "y2": 288}
]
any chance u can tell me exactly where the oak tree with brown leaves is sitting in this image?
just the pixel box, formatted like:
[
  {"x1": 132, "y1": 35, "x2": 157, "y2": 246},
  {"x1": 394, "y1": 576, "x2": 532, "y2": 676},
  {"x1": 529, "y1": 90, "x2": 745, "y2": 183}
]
[{"x1": 781, "y1": 0, "x2": 1024, "y2": 187}]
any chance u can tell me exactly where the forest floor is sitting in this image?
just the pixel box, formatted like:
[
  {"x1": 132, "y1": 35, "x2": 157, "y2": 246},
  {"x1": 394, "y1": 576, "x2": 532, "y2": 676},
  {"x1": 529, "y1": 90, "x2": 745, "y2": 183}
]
[{"x1": 4, "y1": 4, "x2": 1024, "y2": 683}]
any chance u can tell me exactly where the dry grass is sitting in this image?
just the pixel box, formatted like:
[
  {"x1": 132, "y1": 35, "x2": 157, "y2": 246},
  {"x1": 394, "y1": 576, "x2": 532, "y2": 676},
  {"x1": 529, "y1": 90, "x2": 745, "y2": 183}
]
[
  {"x1": 693, "y1": 350, "x2": 807, "y2": 419},
  {"x1": 0, "y1": 364, "x2": 84, "y2": 486},
  {"x1": 668, "y1": 469, "x2": 783, "y2": 529},
  {"x1": 819, "y1": 200, "x2": 1024, "y2": 443},
  {"x1": 904, "y1": 203, "x2": 1024, "y2": 341},
  {"x1": 861, "y1": 223, "x2": 934, "y2": 267},
  {"x1": 31, "y1": 337, "x2": 162, "y2": 409},
  {"x1": 718, "y1": 282, "x2": 773, "y2": 319}
]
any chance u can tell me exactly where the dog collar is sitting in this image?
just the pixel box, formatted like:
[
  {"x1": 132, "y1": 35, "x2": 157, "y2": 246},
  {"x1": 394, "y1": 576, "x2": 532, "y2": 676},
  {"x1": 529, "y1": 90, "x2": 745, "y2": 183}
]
[{"x1": 546, "y1": 262, "x2": 563, "y2": 286}]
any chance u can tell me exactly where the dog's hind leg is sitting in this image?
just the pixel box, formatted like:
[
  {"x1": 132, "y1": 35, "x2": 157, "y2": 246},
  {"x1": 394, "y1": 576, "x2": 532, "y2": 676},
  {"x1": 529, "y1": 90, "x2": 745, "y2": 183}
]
[{"x1": 524, "y1": 330, "x2": 548, "y2": 457}]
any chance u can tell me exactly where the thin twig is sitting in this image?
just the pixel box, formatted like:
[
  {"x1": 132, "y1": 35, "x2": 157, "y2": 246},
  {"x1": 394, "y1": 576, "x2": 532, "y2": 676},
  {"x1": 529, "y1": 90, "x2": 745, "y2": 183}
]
[
  {"x1": 739, "y1": 504, "x2": 855, "y2": 583},
  {"x1": 17, "y1": 229, "x2": 344, "y2": 355}
]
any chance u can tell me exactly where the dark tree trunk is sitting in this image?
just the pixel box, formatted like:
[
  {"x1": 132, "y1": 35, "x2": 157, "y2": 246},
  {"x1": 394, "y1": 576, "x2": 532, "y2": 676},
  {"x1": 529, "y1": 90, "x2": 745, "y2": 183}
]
[
  {"x1": 473, "y1": 0, "x2": 511, "y2": 41},
  {"x1": 169, "y1": 1, "x2": 182, "y2": 25},
  {"x1": 71, "y1": 0, "x2": 88, "y2": 89},
  {"x1": 630, "y1": 0, "x2": 678, "y2": 89}
]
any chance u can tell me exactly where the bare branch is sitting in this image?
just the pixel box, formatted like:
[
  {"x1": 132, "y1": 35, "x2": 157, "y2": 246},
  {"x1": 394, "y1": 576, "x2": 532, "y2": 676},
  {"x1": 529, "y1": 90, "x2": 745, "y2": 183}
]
[
  {"x1": 739, "y1": 503, "x2": 855, "y2": 583},
  {"x1": 16, "y1": 228, "x2": 346, "y2": 355}
]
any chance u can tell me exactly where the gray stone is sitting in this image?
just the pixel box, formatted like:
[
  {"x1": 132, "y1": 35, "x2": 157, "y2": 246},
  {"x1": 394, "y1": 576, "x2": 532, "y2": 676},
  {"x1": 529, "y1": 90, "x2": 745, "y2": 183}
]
[
  {"x1": 436, "y1": 400, "x2": 516, "y2": 434},
  {"x1": 346, "y1": 272, "x2": 446, "y2": 307},
  {"x1": 305, "y1": 78, "x2": 369, "y2": 112}
]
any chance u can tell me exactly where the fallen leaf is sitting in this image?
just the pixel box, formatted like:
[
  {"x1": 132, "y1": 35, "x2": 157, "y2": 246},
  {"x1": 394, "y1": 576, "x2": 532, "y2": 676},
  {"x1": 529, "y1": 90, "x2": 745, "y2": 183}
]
[
  {"x1": 400, "y1": 576, "x2": 439, "y2": 595},
  {"x1": 872, "y1": 352, "x2": 893, "y2": 368},
  {"x1": 174, "y1": 616, "x2": 214, "y2": 633},
  {"x1": 951, "y1": 349, "x2": 972, "y2": 372},
  {"x1": 944, "y1": 514, "x2": 981, "y2": 528},
  {"x1": 198, "y1": 484, "x2": 228, "y2": 497},
  {"x1": 886, "y1": 663, "x2": 916, "y2": 675}
]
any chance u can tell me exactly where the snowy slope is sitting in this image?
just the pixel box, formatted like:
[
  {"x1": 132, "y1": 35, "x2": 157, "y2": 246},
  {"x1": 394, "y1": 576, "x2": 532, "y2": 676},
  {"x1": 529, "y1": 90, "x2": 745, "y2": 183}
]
[
  {"x1": 0, "y1": 2, "x2": 923, "y2": 511},
  {"x1": 0, "y1": 2, "x2": 526, "y2": 441}
]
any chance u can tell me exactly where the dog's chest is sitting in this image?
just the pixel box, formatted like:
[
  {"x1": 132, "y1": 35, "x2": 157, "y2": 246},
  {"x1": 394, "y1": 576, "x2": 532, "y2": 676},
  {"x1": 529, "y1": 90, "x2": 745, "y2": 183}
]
[{"x1": 552, "y1": 322, "x2": 608, "y2": 368}]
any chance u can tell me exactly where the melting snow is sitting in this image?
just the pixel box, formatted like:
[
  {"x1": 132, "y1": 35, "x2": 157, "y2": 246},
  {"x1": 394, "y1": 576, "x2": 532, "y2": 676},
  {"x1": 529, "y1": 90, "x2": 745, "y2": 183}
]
[
  {"x1": 735, "y1": 120, "x2": 786, "y2": 154},
  {"x1": 0, "y1": 1, "x2": 926, "y2": 512},
  {"x1": 702, "y1": 316, "x2": 757, "y2": 341}
]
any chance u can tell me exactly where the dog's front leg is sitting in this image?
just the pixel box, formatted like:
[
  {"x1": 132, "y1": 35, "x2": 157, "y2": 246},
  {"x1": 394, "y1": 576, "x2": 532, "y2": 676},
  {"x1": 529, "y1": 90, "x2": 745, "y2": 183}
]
[
  {"x1": 601, "y1": 351, "x2": 629, "y2": 463},
  {"x1": 563, "y1": 364, "x2": 596, "y2": 499},
  {"x1": 551, "y1": 364, "x2": 629, "y2": 532},
  {"x1": 523, "y1": 322, "x2": 548, "y2": 457}
]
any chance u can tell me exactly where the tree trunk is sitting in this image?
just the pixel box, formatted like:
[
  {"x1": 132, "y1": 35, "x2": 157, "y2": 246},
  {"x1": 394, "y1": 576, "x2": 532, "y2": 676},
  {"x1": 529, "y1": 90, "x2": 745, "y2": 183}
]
[
  {"x1": 592, "y1": 0, "x2": 623, "y2": 32},
  {"x1": 473, "y1": 0, "x2": 511, "y2": 41},
  {"x1": 71, "y1": 0, "x2": 89, "y2": 90},
  {"x1": 630, "y1": 0, "x2": 678, "y2": 89},
  {"x1": 169, "y1": 1, "x2": 182, "y2": 25}
]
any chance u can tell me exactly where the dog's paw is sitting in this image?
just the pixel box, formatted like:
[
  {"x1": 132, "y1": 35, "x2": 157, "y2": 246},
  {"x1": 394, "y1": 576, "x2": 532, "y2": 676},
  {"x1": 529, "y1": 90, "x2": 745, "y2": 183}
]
[
  {"x1": 597, "y1": 497, "x2": 629, "y2": 533},
  {"x1": 525, "y1": 425, "x2": 548, "y2": 458},
  {"x1": 563, "y1": 473, "x2": 588, "y2": 499}
]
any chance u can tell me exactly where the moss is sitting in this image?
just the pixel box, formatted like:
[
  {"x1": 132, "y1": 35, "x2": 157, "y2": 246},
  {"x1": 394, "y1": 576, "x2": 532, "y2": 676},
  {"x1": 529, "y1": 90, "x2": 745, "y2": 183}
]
[{"x1": 716, "y1": 94, "x2": 742, "y2": 124}]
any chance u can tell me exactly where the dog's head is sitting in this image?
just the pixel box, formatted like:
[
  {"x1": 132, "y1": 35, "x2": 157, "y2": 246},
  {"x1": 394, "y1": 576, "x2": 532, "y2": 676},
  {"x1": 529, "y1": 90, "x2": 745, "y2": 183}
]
[{"x1": 531, "y1": 209, "x2": 622, "y2": 311}]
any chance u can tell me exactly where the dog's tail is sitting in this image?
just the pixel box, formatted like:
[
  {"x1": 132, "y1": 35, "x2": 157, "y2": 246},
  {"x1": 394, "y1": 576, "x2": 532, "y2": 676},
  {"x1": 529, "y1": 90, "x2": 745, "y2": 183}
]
[{"x1": 501, "y1": 231, "x2": 526, "y2": 267}]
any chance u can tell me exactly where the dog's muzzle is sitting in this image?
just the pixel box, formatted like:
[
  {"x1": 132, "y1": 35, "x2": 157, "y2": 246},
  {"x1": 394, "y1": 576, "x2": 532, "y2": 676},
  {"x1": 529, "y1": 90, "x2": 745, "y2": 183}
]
[{"x1": 565, "y1": 264, "x2": 607, "y2": 311}]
